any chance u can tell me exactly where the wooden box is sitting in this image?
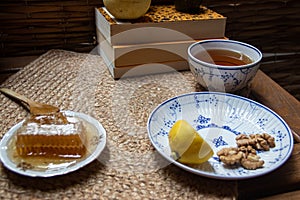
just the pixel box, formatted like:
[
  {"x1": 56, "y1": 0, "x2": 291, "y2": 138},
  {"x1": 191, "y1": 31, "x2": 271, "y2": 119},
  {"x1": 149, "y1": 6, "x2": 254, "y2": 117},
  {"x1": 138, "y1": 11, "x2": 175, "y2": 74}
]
[{"x1": 95, "y1": 5, "x2": 227, "y2": 78}]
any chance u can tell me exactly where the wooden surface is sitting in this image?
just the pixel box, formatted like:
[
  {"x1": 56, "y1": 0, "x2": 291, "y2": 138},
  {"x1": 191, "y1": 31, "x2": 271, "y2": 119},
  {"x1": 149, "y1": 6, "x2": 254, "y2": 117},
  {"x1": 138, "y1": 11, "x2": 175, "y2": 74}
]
[
  {"x1": 259, "y1": 190, "x2": 300, "y2": 200},
  {"x1": 251, "y1": 70, "x2": 300, "y2": 138},
  {"x1": 237, "y1": 70, "x2": 300, "y2": 199}
]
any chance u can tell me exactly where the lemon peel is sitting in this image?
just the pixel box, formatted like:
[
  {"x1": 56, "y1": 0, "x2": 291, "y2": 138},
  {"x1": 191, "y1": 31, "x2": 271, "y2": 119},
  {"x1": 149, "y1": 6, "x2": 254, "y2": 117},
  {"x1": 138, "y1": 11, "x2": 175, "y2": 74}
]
[{"x1": 169, "y1": 120, "x2": 213, "y2": 164}]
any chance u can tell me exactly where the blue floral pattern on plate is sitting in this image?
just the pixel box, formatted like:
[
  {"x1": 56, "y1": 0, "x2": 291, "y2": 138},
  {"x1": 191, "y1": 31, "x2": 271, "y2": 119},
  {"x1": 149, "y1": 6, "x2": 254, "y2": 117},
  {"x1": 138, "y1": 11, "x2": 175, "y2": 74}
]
[{"x1": 147, "y1": 92, "x2": 293, "y2": 180}]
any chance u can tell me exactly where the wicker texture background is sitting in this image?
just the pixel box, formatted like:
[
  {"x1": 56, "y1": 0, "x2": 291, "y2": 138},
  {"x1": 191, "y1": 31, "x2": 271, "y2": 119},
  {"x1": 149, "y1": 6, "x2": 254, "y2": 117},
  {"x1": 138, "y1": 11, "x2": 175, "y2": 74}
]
[
  {"x1": 0, "y1": 0, "x2": 299, "y2": 99},
  {"x1": 0, "y1": 0, "x2": 172, "y2": 57},
  {"x1": 0, "y1": 0, "x2": 101, "y2": 56}
]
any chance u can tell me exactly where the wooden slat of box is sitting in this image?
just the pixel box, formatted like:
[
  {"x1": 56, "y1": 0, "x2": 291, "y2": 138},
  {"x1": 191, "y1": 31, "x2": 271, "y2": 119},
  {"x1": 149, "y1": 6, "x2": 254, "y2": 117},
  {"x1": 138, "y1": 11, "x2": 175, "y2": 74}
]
[{"x1": 95, "y1": 5, "x2": 226, "y2": 46}]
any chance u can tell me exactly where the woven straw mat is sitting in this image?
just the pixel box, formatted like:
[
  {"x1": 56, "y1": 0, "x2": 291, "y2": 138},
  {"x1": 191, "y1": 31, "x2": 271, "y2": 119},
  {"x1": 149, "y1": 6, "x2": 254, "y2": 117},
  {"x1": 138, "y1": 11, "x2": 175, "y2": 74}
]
[{"x1": 0, "y1": 49, "x2": 236, "y2": 199}]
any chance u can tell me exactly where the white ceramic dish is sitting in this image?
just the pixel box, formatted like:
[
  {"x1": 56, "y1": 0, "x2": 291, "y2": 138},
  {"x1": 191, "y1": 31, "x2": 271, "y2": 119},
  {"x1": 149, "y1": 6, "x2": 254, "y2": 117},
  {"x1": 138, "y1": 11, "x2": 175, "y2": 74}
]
[
  {"x1": 0, "y1": 110, "x2": 106, "y2": 177},
  {"x1": 147, "y1": 92, "x2": 293, "y2": 180}
]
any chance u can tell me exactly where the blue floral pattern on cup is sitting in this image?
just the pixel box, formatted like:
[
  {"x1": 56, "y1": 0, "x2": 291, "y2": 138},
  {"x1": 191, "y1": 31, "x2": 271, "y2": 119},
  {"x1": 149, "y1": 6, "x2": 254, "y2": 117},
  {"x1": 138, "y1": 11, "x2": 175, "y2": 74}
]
[{"x1": 188, "y1": 39, "x2": 262, "y2": 92}]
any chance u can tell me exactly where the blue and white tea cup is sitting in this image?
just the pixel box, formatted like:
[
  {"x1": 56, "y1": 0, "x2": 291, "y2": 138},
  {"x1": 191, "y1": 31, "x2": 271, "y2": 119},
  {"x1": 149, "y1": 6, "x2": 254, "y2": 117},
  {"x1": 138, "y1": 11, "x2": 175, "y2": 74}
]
[{"x1": 188, "y1": 39, "x2": 262, "y2": 92}]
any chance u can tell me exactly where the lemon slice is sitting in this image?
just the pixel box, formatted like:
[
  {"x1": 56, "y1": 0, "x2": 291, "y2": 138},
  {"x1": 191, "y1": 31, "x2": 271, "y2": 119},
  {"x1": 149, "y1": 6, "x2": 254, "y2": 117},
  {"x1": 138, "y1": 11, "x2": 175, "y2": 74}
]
[{"x1": 168, "y1": 120, "x2": 213, "y2": 164}]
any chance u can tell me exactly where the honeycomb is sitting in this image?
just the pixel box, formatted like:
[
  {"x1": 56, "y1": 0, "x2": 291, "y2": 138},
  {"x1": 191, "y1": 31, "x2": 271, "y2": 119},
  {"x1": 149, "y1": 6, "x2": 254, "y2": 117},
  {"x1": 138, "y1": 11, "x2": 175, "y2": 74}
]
[{"x1": 15, "y1": 113, "x2": 87, "y2": 159}]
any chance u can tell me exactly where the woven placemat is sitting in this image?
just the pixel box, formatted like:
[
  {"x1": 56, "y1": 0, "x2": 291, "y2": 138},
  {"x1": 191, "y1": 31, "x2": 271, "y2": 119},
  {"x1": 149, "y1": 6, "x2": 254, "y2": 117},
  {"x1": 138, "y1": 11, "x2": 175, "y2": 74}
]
[{"x1": 0, "y1": 49, "x2": 236, "y2": 199}]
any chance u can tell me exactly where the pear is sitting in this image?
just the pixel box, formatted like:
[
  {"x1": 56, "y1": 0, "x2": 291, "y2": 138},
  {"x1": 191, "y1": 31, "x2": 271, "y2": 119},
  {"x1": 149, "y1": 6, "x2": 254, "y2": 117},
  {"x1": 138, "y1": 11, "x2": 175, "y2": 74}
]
[{"x1": 103, "y1": 0, "x2": 151, "y2": 20}]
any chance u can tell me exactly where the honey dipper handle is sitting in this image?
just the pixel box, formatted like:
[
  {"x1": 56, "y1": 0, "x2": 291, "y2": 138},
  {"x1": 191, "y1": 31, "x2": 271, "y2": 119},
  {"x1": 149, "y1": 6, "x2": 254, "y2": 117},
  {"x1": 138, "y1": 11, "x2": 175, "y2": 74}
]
[{"x1": 0, "y1": 88, "x2": 33, "y2": 110}]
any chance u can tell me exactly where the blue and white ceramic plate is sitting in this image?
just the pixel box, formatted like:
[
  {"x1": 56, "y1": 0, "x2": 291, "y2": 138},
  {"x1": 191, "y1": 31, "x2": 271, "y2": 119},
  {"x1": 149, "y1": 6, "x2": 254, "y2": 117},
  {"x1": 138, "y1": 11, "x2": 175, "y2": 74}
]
[
  {"x1": 0, "y1": 111, "x2": 106, "y2": 177},
  {"x1": 147, "y1": 92, "x2": 293, "y2": 180}
]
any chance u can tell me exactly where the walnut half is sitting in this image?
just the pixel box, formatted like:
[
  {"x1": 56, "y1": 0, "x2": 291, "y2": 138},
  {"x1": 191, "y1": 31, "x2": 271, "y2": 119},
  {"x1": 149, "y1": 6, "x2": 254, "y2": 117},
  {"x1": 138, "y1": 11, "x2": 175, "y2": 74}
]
[
  {"x1": 217, "y1": 147, "x2": 243, "y2": 165},
  {"x1": 241, "y1": 153, "x2": 264, "y2": 170},
  {"x1": 217, "y1": 146, "x2": 264, "y2": 170},
  {"x1": 236, "y1": 133, "x2": 275, "y2": 151}
]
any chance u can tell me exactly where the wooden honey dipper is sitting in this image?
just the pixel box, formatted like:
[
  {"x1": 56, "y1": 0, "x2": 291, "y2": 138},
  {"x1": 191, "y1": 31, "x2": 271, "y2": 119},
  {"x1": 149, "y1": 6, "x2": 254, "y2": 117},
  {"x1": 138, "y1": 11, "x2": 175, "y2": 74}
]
[{"x1": 0, "y1": 88, "x2": 60, "y2": 116}]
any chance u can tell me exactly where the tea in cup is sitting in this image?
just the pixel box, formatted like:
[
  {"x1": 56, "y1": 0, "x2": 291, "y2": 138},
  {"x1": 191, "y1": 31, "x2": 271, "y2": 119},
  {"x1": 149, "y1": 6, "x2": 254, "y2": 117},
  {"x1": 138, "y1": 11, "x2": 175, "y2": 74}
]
[{"x1": 188, "y1": 39, "x2": 262, "y2": 92}]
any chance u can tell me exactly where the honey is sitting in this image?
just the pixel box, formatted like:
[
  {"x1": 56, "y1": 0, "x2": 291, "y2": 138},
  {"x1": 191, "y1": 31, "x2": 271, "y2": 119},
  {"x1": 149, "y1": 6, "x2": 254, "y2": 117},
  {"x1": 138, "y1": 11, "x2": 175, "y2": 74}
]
[
  {"x1": 15, "y1": 113, "x2": 87, "y2": 159},
  {"x1": 7, "y1": 115, "x2": 100, "y2": 172}
]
